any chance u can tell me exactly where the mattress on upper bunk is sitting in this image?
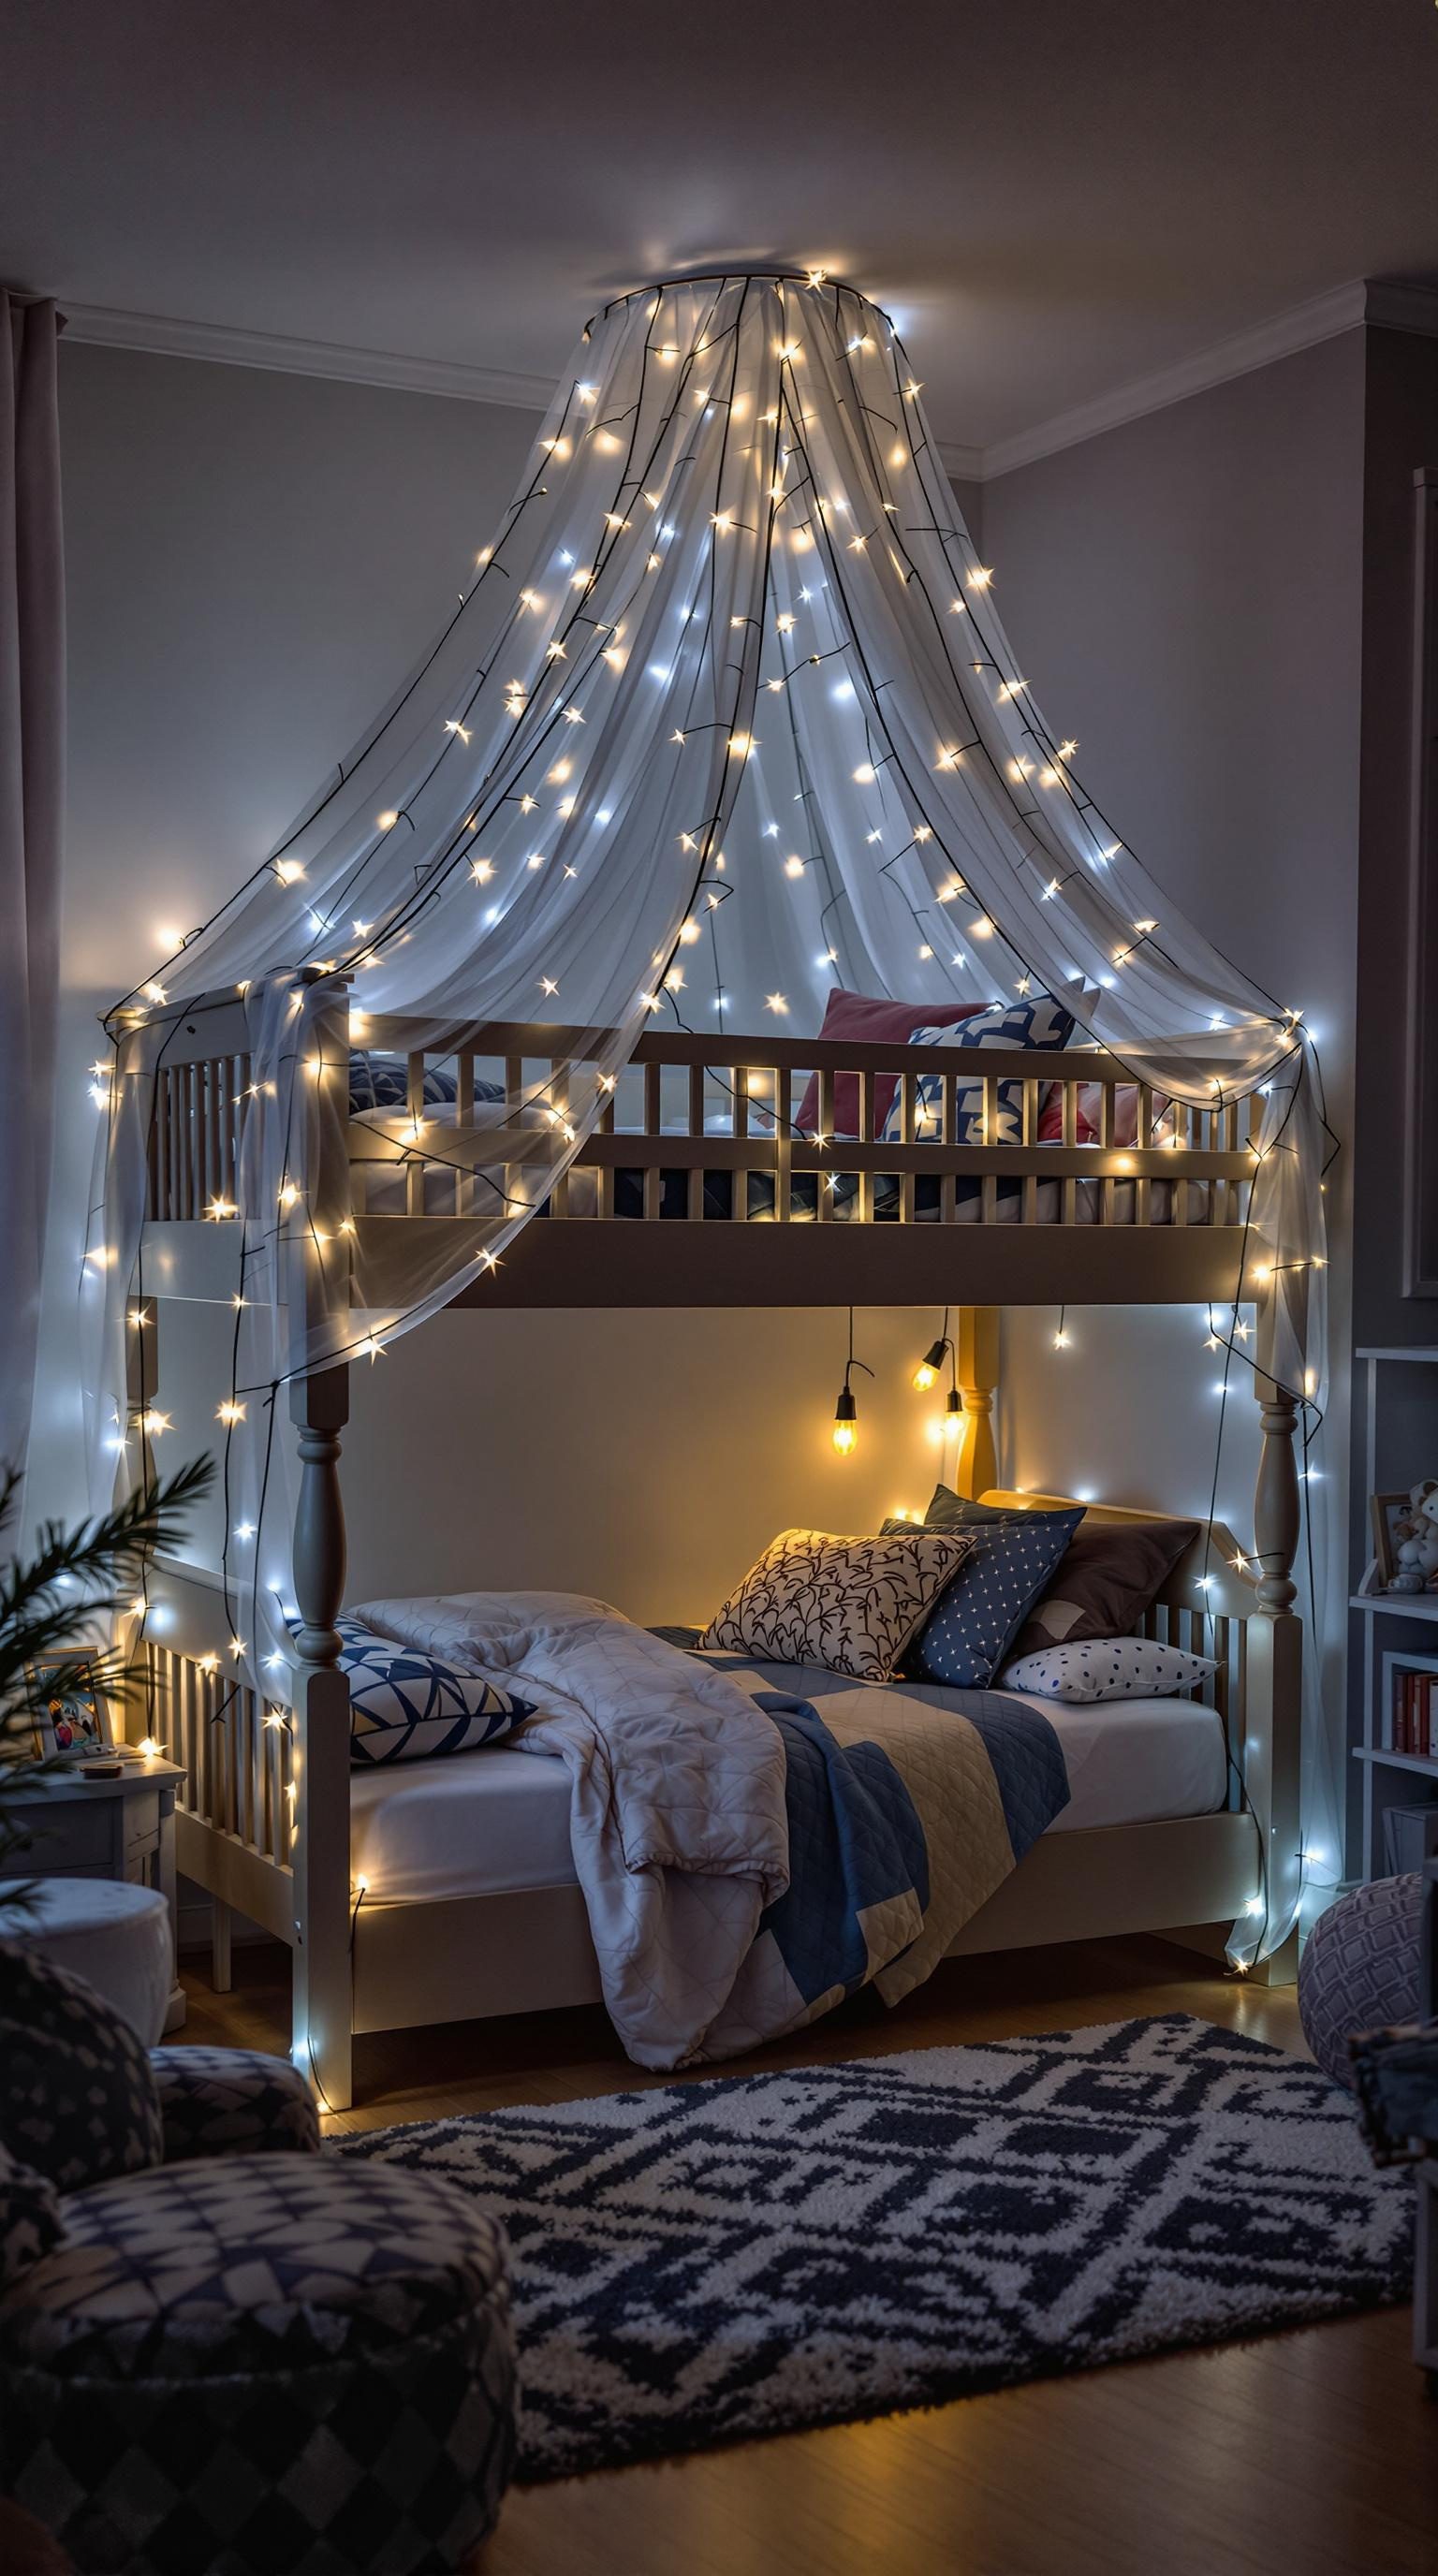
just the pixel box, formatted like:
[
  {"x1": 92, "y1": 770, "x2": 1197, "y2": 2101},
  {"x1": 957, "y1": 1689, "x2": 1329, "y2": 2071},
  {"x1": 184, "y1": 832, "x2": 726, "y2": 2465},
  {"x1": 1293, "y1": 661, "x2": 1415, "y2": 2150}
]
[
  {"x1": 347, "y1": 1685, "x2": 1228, "y2": 1907},
  {"x1": 359, "y1": 1157, "x2": 1224, "y2": 1226}
]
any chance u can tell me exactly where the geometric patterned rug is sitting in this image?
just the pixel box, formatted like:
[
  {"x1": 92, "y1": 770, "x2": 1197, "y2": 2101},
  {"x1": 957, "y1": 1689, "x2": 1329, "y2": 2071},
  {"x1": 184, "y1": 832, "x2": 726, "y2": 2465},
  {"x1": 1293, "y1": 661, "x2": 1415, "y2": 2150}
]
[{"x1": 334, "y1": 2015, "x2": 1414, "y2": 2481}]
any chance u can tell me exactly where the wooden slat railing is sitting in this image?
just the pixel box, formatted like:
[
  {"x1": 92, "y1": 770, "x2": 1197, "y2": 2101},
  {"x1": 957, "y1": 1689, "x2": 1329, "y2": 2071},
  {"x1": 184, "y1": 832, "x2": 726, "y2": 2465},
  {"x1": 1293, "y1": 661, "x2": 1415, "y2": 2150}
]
[{"x1": 142, "y1": 1011, "x2": 1260, "y2": 1233}]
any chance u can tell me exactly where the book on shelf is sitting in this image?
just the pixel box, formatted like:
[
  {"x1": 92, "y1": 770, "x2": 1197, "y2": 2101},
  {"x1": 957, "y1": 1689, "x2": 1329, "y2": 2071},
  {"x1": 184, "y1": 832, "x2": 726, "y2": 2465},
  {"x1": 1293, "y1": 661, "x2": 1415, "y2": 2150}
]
[{"x1": 1391, "y1": 1666, "x2": 1437, "y2": 1760}]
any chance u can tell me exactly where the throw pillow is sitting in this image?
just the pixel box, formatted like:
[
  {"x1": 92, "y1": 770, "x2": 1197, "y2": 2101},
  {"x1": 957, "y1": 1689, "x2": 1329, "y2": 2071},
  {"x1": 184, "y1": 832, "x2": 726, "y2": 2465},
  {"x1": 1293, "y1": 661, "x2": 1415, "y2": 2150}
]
[
  {"x1": 0, "y1": 1942, "x2": 164, "y2": 2192},
  {"x1": 338, "y1": 1617, "x2": 532, "y2": 1764},
  {"x1": 1001, "y1": 1636, "x2": 1217, "y2": 1703},
  {"x1": 700, "y1": 1528, "x2": 977, "y2": 1682},
  {"x1": 1007, "y1": 1515, "x2": 1199, "y2": 1660},
  {"x1": 794, "y1": 990, "x2": 986, "y2": 1139},
  {"x1": 877, "y1": 988, "x2": 1078, "y2": 1145},
  {"x1": 886, "y1": 1497, "x2": 1083, "y2": 1688}
]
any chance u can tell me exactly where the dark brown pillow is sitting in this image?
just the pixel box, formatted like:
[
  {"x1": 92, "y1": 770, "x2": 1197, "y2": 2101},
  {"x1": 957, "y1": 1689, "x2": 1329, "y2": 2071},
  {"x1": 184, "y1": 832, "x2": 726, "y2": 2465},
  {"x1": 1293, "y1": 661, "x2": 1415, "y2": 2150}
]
[{"x1": 1007, "y1": 1515, "x2": 1198, "y2": 1660}]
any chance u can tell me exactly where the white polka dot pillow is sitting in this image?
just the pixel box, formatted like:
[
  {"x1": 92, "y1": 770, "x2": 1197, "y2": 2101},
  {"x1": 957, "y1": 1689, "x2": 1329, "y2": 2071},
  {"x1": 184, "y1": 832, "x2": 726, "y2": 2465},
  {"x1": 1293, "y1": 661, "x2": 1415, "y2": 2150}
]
[
  {"x1": 700, "y1": 1528, "x2": 977, "y2": 1682},
  {"x1": 1000, "y1": 1635, "x2": 1217, "y2": 1703},
  {"x1": 338, "y1": 1617, "x2": 532, "y2": 1764}
]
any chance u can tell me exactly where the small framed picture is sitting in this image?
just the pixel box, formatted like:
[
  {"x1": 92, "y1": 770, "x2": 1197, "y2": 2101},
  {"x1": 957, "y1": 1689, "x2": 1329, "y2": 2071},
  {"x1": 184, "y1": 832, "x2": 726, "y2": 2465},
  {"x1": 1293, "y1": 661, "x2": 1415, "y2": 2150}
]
[
  {"x1": 28, "y1": 1656, "x2": 110, "y2": 1758},
  {"x1": 1371, "y1": 1492, "x2": 1411, "y2": 1587}
]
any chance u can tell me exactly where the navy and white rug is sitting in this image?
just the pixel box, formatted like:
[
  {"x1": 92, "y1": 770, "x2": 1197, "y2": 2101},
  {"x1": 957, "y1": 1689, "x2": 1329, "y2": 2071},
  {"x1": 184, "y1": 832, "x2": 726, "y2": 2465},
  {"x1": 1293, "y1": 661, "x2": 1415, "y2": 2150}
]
[{"x1": 335, "y1": 2014, "x2": 1412, "y2": 2481}]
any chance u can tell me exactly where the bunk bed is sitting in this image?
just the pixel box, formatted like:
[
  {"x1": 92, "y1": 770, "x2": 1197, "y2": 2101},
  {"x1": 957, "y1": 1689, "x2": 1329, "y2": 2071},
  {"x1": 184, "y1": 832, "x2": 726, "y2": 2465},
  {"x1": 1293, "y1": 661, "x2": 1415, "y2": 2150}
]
[
  {"x1": 87, "y1": 267, "x2": 1328, "y2": 2105},
  {"x1": 124, "y1": 980, "x2": 1304, "y2": 2110}
]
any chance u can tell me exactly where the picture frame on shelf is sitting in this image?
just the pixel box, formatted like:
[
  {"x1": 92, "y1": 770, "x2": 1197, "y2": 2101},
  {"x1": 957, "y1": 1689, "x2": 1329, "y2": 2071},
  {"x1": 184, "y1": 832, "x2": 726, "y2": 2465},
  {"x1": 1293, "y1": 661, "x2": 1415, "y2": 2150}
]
[
  {"x1": 1372, "y1": 1491, "x2": 1412, "y2": 1587},
  {"x1": 26, "y1": 1655, "x2": 111, "y2": 1759}
]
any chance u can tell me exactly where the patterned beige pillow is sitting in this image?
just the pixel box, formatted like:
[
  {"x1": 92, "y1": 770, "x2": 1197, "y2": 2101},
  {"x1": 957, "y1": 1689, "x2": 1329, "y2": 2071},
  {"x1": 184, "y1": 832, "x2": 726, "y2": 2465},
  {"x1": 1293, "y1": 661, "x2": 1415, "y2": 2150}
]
[{"x1": 700, "y1": 1527, "x2": 977, "y2": 1682}]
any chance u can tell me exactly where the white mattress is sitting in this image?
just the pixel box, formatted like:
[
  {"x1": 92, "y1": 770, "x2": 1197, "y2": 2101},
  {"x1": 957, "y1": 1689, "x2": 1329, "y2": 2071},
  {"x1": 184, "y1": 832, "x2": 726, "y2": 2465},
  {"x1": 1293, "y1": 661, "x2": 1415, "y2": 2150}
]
[{"x1": 347, "y1": 1692, "x2": 1227, "y2": 1907}]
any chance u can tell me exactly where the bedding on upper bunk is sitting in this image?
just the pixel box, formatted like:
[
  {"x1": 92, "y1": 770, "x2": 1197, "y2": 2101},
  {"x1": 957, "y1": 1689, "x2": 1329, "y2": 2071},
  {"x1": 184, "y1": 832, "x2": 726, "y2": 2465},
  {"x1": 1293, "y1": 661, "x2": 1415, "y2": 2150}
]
[{"x1": 348, "y1": 1588, "x2": 1070, "y2": 2068}]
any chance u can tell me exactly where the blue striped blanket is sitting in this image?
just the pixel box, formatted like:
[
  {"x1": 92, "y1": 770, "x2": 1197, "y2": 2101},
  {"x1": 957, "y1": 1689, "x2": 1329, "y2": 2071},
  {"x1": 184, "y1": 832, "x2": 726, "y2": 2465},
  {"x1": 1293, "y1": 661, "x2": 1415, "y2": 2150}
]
[{"x1": 692, "y1": 1656, "x2": 1070, "y2": 2058}]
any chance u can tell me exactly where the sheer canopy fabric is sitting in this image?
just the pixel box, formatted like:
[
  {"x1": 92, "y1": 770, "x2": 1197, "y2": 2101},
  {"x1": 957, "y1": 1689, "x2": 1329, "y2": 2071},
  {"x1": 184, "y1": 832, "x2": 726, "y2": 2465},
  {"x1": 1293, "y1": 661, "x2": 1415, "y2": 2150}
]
[{"x1": 86, "y1": 273, "x2": 1330, "y2": 1947}]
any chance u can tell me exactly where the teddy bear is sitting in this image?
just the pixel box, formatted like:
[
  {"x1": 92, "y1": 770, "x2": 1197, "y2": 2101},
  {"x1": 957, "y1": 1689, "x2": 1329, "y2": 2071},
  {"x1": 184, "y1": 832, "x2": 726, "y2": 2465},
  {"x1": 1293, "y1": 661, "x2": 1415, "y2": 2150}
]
[{"x1": 1387, "y1": 1479, "x2": 1438, "y2": 1592}]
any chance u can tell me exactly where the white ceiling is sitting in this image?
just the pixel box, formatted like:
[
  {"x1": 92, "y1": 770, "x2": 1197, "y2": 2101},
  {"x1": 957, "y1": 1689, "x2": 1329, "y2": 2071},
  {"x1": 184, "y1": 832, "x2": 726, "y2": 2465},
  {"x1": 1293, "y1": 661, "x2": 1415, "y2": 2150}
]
[{"x1": 4, "y1": 0, "x2": 1438, "y2": 458}]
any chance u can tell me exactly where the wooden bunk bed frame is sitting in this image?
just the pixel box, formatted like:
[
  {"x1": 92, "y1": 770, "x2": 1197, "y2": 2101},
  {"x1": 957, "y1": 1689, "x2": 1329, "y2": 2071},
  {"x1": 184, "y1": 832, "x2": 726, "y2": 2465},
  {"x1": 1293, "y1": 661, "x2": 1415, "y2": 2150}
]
[{"x1": 124, "y1": 981, "x2": 1304, "y2": 2110}]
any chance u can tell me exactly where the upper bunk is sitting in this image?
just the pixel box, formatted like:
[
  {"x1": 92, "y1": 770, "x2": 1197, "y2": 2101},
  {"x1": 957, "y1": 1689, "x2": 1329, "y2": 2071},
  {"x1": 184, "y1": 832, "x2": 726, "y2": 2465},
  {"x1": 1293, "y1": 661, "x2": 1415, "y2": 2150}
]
[{"x1": 134, "y1": 989, "x2": 1263, "y2": 1310}]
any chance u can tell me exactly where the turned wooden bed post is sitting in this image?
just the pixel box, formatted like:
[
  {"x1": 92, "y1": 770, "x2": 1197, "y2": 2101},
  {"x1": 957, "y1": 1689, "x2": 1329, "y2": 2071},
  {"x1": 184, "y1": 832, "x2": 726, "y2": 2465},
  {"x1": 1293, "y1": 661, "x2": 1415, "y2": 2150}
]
[
  {"x1": 286, "y1": 972, "x2": 354, "y2": 2111},
  {"x1": 952, "y1": 1307, "x2": 1000, "y2": 1500},
  {"x1": 1244, "y1": 1326, "x2": 1305, "y2": 1984}
]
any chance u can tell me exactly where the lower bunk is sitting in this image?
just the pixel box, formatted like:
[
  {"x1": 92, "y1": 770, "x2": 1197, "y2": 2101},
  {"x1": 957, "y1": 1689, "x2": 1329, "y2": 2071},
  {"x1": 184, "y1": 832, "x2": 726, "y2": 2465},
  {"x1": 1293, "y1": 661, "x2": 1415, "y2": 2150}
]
[{"x1": 142, "y1": 1491, "x2": 1299, "y2": 2104}]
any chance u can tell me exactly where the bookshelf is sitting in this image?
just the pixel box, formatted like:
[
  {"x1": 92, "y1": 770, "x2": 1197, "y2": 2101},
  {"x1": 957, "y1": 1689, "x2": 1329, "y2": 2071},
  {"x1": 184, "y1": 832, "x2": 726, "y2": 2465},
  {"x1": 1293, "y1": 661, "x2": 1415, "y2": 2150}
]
[{"x1": 1352, "y1": 1350, "x2": 1438, "y2": 1881}]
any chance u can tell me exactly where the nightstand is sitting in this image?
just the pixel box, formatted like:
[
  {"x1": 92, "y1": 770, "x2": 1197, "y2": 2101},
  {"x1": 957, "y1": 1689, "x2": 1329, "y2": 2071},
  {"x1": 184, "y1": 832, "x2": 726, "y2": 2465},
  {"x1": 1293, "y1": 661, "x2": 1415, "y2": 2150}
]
[{"x1": 2, "y1": 1756, "x2": 188, "y2": 2031}]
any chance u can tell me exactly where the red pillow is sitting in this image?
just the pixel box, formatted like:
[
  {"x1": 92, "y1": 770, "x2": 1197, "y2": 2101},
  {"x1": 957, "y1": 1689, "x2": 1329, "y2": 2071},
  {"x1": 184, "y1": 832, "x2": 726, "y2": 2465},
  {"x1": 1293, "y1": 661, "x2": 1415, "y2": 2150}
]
[
  {"x1": 1035, "y1": 1082, "x2": 1167, "y2": 1146},
  {"x1": 795, "y1": 991, "x2": 987, "y2": 1139}
]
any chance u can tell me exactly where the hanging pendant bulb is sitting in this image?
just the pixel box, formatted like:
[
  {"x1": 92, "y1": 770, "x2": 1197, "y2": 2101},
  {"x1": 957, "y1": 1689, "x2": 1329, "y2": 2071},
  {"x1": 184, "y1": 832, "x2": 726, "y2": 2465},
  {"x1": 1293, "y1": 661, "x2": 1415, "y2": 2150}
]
[
  {"x1": 832, "y1": 1306, "x2": 873, "y2": 1456},
  {"x1": 912, "y1": 1337, "x2": 948, "y2": 1394},
  {"x1": 945, "y1": 1387, "x2": 963, "y2": 1430},
  {"x1": 912, "y1": 1308, "x2": 951, "y2": 1393}
]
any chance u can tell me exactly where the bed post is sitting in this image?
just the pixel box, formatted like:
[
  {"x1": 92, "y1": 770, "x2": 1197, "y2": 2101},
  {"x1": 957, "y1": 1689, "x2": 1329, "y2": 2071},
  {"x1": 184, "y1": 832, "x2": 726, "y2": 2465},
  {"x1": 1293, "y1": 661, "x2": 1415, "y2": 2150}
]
[
  {"x1": 287, "y1": 971, "x2": 354, "y2": 2111},
  {"x1": 952, "y1": 1307, "x2": 999, "y2": 1500},
  {"x1": 1245, "y1": 1356, "x2": 1304, "y2": 1984}
]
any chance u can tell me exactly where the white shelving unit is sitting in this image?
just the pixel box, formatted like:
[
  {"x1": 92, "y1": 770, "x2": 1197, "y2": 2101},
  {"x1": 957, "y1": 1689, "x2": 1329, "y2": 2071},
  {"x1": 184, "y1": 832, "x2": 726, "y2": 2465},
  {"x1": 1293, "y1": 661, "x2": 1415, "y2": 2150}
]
[{"x1": 1352, "y1": 1349, "x2": 1438, "y2": 1881}]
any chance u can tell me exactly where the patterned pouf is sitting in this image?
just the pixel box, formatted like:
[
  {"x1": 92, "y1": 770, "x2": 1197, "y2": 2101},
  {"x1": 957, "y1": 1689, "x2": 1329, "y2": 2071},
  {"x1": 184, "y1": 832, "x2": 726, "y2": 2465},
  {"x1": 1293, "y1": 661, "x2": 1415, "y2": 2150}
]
[
  {"x1": 1299, "y1": 1873, "x2": 1424, "y2": 2088},
  {"x1": 0, "y1": 2155, "x2": 516, "y2": 2576}
]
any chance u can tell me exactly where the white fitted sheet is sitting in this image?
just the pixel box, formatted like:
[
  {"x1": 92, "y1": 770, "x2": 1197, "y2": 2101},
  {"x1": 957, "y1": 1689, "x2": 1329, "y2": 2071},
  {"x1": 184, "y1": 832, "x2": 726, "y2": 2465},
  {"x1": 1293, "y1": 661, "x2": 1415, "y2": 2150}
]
[{"x1": 347, "y1": 1691, "x2": 1227, "y2": 1906}]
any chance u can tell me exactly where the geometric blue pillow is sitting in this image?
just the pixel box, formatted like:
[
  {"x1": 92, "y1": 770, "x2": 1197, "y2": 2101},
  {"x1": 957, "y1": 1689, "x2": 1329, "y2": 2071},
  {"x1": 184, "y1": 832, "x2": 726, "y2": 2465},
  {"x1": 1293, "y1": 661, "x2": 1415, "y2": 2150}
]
[
  {"x1": 879, "y1": 989, "x2": 1077, "y2": 1145},
  {"x1": 347, "y1": 1050, "x2": 458, "y2": 1114},
  {"x1": 337, "y1": 1617, "x2": 532, "y2": 1765},
  {"x1": 885, "y1": 1505, "x2": 1083, "y2": 1688}
]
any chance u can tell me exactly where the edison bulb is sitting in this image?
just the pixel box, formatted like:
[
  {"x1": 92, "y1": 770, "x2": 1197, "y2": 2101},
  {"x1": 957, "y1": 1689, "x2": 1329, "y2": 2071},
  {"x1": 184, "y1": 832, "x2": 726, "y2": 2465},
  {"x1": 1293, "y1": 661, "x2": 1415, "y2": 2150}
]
[
  {"x1": 832, "y1": 1419, "x2": 857, "y2": 1456},
  {"x1": 912, "y1": 1361, "x2": 938, "y2": 1393}
]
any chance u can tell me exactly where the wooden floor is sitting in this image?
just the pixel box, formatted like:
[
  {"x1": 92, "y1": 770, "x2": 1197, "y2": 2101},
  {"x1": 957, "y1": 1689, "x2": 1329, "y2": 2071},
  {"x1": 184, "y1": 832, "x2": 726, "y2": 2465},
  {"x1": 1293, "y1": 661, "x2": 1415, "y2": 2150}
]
[{"x1": 180, "y1": 1937, "x2": 1436, "y2": 2576}]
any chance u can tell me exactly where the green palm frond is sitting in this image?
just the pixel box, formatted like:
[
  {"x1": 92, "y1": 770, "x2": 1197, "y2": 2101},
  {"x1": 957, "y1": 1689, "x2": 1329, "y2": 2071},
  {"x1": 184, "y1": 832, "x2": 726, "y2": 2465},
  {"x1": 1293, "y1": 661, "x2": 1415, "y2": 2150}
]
[{"x1": 0, "y1": 1458, "x2": 214, "y2": 1905}]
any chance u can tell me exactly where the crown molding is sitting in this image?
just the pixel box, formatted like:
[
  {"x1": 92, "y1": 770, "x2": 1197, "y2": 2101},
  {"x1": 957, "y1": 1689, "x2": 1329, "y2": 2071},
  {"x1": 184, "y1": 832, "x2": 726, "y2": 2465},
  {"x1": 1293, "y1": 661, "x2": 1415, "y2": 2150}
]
[
  {"x1": 60, "y1": 276, "x2": 1438, "y2": 483},
  {"x1": 1364, "y1": 278, "x2": 1438, "y2": 338},
  {"x1": 980, "y1": 277, "x2": 1438, "y2": 481},
  {"x1": 60, "y1": 302, "x2": 555, "y2": 411},
  {"x1": 935, "y1": 438, "x2": 985, "y2": 483}
]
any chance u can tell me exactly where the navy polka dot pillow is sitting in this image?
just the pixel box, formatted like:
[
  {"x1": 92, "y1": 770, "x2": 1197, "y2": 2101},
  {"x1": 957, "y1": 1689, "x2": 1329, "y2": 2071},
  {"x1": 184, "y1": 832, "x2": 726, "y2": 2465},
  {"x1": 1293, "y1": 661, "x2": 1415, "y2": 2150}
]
[{"x1": 884, "y1": 1508, "x2": 1082, "y2": 1689}]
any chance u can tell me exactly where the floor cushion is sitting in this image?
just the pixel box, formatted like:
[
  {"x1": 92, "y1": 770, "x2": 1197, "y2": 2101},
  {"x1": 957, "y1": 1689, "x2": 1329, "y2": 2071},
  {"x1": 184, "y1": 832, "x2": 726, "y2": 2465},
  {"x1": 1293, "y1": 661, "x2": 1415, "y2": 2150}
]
[
  {"x1": 150, "y1": 2046, "x2": 321, "y2": 2163},
  {"x1": 0, "y1": 1941, "x2": 163, "y2": 2193},
  {"x1": 1299, "y1": 1873, "x2": 1424, "y2": 2089},
  {"x1": 0, "y1": 2154, "x2": 516, "y2": 2575}
]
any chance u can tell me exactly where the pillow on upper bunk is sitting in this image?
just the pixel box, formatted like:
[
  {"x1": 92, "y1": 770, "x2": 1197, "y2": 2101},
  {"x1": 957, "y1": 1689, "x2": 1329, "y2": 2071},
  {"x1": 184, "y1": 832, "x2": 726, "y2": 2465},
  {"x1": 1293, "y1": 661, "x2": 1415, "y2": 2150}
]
[
  {"x1": 1006, "y1": 1513, "x2": 1199, "y2": 1660},
  {"x1": 699, "y1": 1528, "x2": 977, "y2": 1682},
  {"x1": 876, "y1": 989, "x2": 1077, "y2": 1145},
  {"x1": 337, "y1": 1616, "x2": 532, "y2": 1764},
  {"x1": 349, "y1": 1050, "x2": 457, "y2": 1114},
  {"x1": 1000, "y1": 1636, "x2": 1216, "y2": 1703},
  {"x1": 881, "y1": 1496, "x2": 1082, "y2": 1688},
  {"x1": 793, "y1": 991, "x2": 987, "y2": 1139}
]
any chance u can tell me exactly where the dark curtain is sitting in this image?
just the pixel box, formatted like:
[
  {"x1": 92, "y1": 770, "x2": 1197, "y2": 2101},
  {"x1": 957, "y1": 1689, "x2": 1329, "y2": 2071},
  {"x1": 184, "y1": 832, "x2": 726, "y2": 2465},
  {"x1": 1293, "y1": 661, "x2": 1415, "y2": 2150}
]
[{"x1": 0, "y1": 293, "x2": 64, "y2": 1485}]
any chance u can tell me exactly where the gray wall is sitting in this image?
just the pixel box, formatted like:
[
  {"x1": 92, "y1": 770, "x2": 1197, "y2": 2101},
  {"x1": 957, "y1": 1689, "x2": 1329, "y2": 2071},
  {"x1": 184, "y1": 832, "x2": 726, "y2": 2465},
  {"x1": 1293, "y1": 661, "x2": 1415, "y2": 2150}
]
[
  {"x1": 33, "y1": 344, "x2": 539, "y2": 1530},
  {"x1": 977, "y1": 332, "x2": 1366, "y2": 1534}
]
